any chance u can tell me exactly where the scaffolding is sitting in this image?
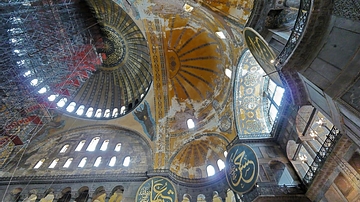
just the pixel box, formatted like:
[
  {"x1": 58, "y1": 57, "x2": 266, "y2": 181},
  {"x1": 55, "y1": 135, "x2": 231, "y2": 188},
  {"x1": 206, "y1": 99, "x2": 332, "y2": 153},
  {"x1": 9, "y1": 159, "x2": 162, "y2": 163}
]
[{"x1": 0, "y1": 0, "x2": 101, "y2": 168}]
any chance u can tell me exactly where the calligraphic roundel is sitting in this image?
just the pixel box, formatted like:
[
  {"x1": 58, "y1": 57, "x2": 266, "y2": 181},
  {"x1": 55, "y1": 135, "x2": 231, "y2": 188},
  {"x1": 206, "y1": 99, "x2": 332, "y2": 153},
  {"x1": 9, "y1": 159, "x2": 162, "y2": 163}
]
[
  {"x1": 244, "y1": 27, "x2": 283, "y2": 87},
  {"x1": 136, "y1": 176, "x2": 178, "y2": 202},
  {"x1": 225, "y1": 144, "x2": 259, "y2": 194}
]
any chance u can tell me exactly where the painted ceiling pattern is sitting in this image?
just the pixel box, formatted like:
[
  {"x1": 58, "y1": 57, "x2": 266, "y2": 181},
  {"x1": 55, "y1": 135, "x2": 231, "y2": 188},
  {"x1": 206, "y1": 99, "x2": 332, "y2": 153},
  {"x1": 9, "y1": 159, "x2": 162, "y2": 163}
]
[{"x1": 234, "y1": 50, "x2": 271, "y2": 138}]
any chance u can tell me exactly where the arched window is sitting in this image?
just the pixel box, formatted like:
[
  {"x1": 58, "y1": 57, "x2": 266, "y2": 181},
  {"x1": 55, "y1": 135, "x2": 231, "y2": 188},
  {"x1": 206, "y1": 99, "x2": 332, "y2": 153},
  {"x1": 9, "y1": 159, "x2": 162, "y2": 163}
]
[
  {"x1": 186, "y1": 119, "x2": 195, "y2": 129},
  {"x1": 48, "y1": 158, "x2": 59, "y2": 168},
  {"x1": 57, "y1": 97, "x2": 67, "y2": 107},
  {"x1": 123, "y1": 156, "x2": 131, "y2": 167},
  {"x1": 86, "y1": 107, "x2": 93, "y2": 117},
  {"x1": 86, "y1": 137, "x2": 100, "y2": 151},
  {"x1": 114, "y1": 143, "x2": 122, "y2": 152},
  {"x1": 76, "y1": 105, "x2": 85, "y2": 116},
  {"x1": 59, "y1": 144, "x2": 69, "y2": 153},
  {"x1": 94, "y1": 157, "x2": 102, "y2": 167},
  {"x1": 120, "y1": 106, "x2": 126, "y2": 114},
  {"x1": 100, "y1": 140, "x2": 109, "y2": 151},
  {"x1": 30, "y1": 78, "x2": 38, "y2": 86},
  {"x1": 63, "y1": 158, "x2": 73, "y2": 168},
  {"x1": 109, "y1": 156, "x2": 116, "y2": 167},
  {"x1": 217, "y1": 159, "x2": 225, "y2": 171},
  {"x1": 66, "y1": 102, "x2": 76, "y2": 112},
  {"x1": 224, "y1": 151, "x2": 228, "y2": 157},
  {"x1": 95, "y1": 109, "x2": 102, "y2": 118},
  {"x1": 104, "y1": 109, "x2": 111, "y2": 118},
  {"x1": 207, "y1": 165, "x2": 216, "y2": 177},
  {"x1": 78, "y1": 157, "x2": 87, "y2": 168},
  {"x1": 225, "y1": 68, "x2": 232, "y2": 78},
  {"x1": 112, "y1": 108, "x2": 119, "y2": 118},
  {"x1": 48, "y1": 94, "x2": 58, "y2": 101},
  {"x1": 38, "y1": 86, "x2": 47, "y2": 94},
  {"x1": 34, "y1": 159, "x2": 45, "y2": 169},
  {"x1": 75, "y1": 140, "x2": 86, "y2": 151}
]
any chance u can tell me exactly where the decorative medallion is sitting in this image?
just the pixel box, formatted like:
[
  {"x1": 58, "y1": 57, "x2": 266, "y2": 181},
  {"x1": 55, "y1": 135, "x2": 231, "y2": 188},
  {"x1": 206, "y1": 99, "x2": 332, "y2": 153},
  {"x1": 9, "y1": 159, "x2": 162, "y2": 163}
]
[
  {"x1": 244, "y1": 27, "x2": 283, "y2": 87},
  {"x1": 219, "y1": 115, "x2": 232, "y2": 132},
  {"x1": 225, "y1": 144, "x2": 259, "y2": 194},
  {"x1": 136, "y1": 176, "x2": 177, "y2": 202}
]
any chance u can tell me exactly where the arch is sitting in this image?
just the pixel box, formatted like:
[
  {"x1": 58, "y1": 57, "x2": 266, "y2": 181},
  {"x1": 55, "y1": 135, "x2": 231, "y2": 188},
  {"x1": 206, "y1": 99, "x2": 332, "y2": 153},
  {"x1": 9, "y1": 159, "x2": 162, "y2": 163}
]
[
  {"x1": 92, "y1": 186, "x2": 106, "y2": 202},
  {"x1": 4, "y1": 188, "x2": 22, "y2": 202},
  {"x1": 122, "y1": 156, "x2": 130, "y2": 167},
  {"x1": 206, "y1": 165, "x2": 216, "y2": 177},
  {"x1": 195, "y1": 168, "x2": 202, "y2": 178},
  {"x1": 39, "y1": 188, "x2": 55, "y2": 202},
  {"x1": 109, "y1": 186, "x2": 124, "y2": 202},
  {"x1": 295, "y1": 105, "x2": 315, "y2": 136},
  {"x1": 213, "y1": 191, "x2": 222, "y2": 202},
  {"x1": 269, "y1": 160, "x2": 286, "y2": 183},
  {"x1": 57, "y1": 187, "x2": 71, "y2": 202},
  {"x1": 182, "y1": 194, "x2": 191, "y2": 202},
  {"x1": 75, "y1": 186, "x2": 89, "y2": 202},
  {"x1": 217, "y1": 159, "x2": 225, "y2": 171},
  {"x1": 197, "y1": 194, "x2": 206, "y2": 202}
]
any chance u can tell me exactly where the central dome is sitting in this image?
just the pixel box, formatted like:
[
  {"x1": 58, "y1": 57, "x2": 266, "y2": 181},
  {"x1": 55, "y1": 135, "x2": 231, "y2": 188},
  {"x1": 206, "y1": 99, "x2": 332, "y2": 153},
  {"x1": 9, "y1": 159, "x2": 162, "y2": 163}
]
[{"x1": 55, "y1": 0, "x2": 152, "y2": 119}]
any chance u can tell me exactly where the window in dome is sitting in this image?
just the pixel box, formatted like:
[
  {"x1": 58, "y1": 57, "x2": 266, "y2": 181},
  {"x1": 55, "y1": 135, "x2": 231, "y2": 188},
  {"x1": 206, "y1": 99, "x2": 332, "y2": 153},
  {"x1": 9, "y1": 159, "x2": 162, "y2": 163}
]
[
  {"x1": 224, "y1": 151, "x2": 228, "y2": 157},
  {"x1": 75, "y1": 140, "x2": 86, "y2": 151},
  {"x1": 187, "y1": 119, "x2": 195, "y2": 129},
  {"x1": 120, "y1": 106, "x2": 126, "y2": 114},
  {"x1": 86, "y1": 107, "x2": 93, "y2": 117},
  {"x1": 207, "y1": 165, "x2": 216, "y2": 177},
  {"x1": 86, "y1": 137, "x2": 100, "y2": 151},
  {"x1": 30, "y1": 78, "x2": 39, "y2": 86},
  {"x1": 123, "y1": 156, "x2": 131, "y2": 167},
  {"x1": 225, "y1": 68, "x2": 232, "y2": 78},
  {"x1": 38, "y1": 87, "x2": 47, "y2": 94},
  {"x1": 49, "y1": 158, "x2": 59, "y2": 168},
  {"x1": 215, "y1": 31, "x2": 226, "y2": 39},
  {"x1": 34, "y1": 159, "x2": 45, "y2": 169},
  {"x1": 76, "y1": 105, "x2": 85, "y2": 116},
  {"x1": 66, "y1": 102, "x2": 76, "y2": 112},
  {"x1": 217, "y1": 159, "x2": 225, "y2": 171},
  {"x1": 109, "y1": 156, "x2": 116, "y2": 167},
  {"x1": 23, "y1": 70, "x2": 31, "y2": 77},
  {"x1": 114, "y1": 143, "x2": 122, "y2": 152},
  {"x1": 100, "y1": 140, "x2": 109, "y2": 151},
  {"x1": 112, "y1": 108, "x2": 119, "y2": 118},
  {"x1": 104, "y1": 109, "x2": 111, "y2": 118},
  {"x1": 94, "y1": 157, "x2": 102, "y2": 167},
  {"x1": 78, "y1": 157, "x2": 87, "y2": 168},
  {"x1": 140, "y1": 93, "x2": 144, "y2": 98},
  {"x1": 48, "y1": 94, "x2": 58, "y2": 101},
  {"x1": 63, "y1": 158, "x2": 73, "y2": 168},
  {"x1": 95, "y1": 109, "x2": 102, "y2": 118},
  {"x1": 57, "y1": 98, "x2": 67, "y2": 107},
  {"x1": 59, "y1": 144, "x2": 69, "y2": 153}
]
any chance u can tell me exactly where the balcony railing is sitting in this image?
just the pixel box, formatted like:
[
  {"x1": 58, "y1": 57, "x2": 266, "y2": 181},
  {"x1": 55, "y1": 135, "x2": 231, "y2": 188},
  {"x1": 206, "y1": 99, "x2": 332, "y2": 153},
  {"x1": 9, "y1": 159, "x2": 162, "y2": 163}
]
[
  {"x1": 303, "y1": 126, "x2": 342, "y2": 185},
  {"x1": 274, "y1": 0, "x2": 312, "y2": 68}
]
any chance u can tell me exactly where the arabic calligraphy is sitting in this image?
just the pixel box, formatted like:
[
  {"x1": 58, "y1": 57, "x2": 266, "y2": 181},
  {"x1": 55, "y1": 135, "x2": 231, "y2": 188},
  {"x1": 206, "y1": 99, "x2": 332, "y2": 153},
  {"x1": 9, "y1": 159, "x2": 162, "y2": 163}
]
[
  {"x1": 244, "y1": 27, "x2": 283, "y2": 87},
  {"x1": 225, "y1": 144, "x2": 259, "y2": 194},
  {"x1": 136, "y1": 177, "x2": 177, "y2": 202}
]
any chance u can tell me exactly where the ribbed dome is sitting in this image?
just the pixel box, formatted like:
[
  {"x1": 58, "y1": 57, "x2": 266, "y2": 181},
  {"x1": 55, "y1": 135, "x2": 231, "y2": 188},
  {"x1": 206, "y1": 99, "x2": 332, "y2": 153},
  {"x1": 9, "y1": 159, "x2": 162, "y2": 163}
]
[
  {"x1": 170, "y1": 136, "x2": 227, "y2": 178},
  {"x1": 57, "y1": 0, "x2": 152, "y2": 119}
]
